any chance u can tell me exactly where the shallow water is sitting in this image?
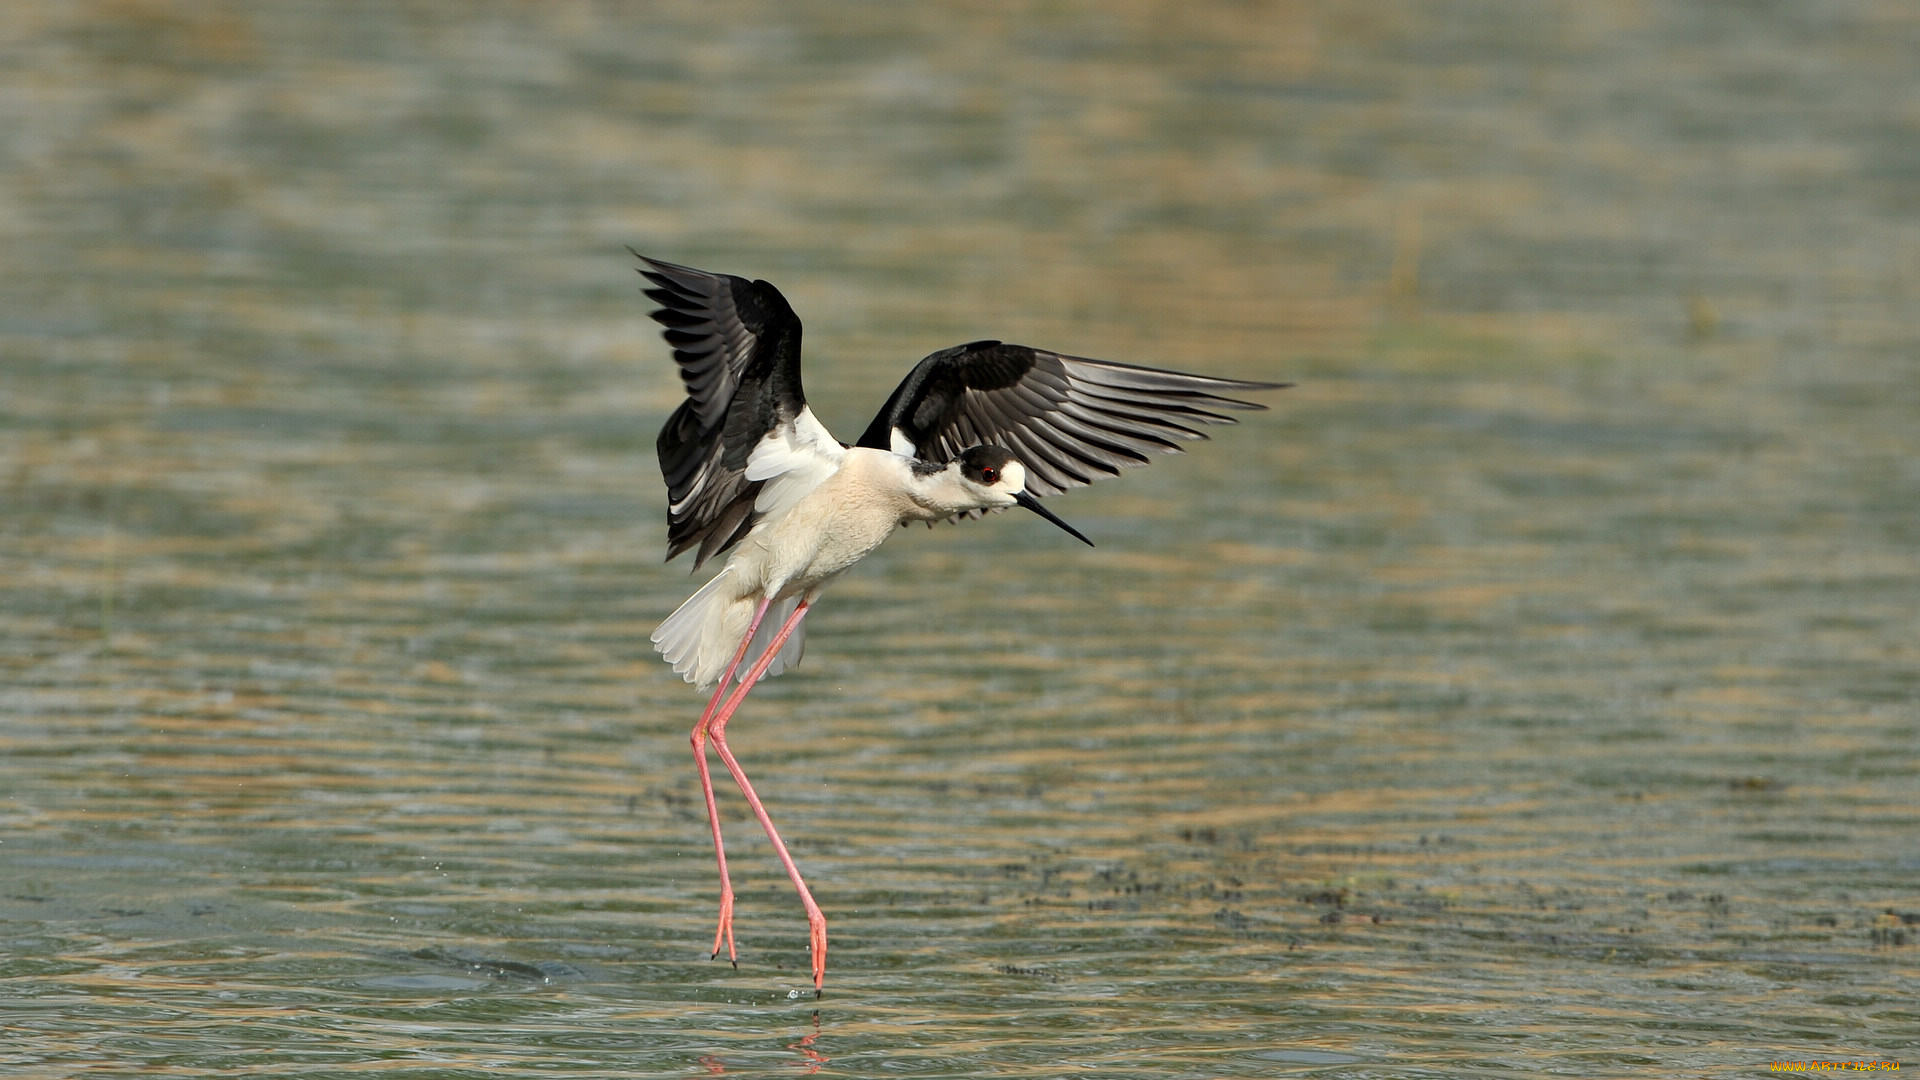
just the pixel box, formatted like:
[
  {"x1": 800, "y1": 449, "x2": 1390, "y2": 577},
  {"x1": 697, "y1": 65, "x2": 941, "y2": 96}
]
[{"x1": 3, "y1": 2, "x2": 1917, "y2": 1076}]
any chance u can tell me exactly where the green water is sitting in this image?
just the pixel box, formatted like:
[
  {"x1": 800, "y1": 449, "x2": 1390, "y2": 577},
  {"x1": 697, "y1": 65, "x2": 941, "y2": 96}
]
[{"x1": 3, "y1": 2, "x2": 1916, "y2": 1076}]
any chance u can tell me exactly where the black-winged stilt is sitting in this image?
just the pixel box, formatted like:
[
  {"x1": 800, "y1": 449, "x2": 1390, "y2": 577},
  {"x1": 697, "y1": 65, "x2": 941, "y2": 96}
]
[{"x1": 635, "y1": 253, "x2": 1287, "y2": 992}]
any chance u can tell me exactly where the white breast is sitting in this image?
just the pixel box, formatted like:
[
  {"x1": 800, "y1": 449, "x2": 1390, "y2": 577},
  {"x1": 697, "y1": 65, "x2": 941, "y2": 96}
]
[{"x1": 732, "y1": 448, "x2": 920, "y2": 600}]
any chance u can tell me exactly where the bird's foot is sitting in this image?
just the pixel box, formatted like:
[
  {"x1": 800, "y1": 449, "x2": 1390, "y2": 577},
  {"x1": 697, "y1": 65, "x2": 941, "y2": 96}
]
[
  {"x1": 710, "y1": 889, "x2": 737, "y2": 968},
  {"x1": 807, "y1": 909, "x2": 827, "y2": 996}
]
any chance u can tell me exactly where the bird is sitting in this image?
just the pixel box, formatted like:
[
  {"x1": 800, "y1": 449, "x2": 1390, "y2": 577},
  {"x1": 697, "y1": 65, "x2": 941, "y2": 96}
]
[{"x1": 633, "y1": 252, "x2": 1287, "y2": 993}]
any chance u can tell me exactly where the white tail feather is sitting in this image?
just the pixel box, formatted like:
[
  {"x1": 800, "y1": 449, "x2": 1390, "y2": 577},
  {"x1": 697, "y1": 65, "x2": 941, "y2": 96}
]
[{"x1": 651, "y1": 568, "x2": 808, "y2": 689}]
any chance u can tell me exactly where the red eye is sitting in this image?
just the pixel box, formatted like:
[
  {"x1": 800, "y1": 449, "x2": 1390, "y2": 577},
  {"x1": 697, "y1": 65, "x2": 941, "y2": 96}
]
[{"x1": 980, "y1": 467, "x2": 998, "y2": 483}]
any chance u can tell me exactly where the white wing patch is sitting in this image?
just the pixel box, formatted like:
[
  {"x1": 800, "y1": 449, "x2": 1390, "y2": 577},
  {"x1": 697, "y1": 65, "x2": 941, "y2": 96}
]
[
  {"x1": 747, "y1": 405, "x2": 845, "y2": 519},
  {"x1": 888, "y1": 426, "x2": 918, "y2": 457}
]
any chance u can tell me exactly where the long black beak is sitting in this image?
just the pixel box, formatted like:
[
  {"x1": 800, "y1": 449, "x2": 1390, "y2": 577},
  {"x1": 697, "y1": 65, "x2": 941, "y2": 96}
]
[{"x1": 1015, "y1": 491, "x2": 1094, "y2": 547}]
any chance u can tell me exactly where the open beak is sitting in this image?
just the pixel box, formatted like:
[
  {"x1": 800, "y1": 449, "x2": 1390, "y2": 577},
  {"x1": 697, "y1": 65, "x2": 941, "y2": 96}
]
[{"x1": 1015, "y1": 491, "x2": 1094, "y2": 547}]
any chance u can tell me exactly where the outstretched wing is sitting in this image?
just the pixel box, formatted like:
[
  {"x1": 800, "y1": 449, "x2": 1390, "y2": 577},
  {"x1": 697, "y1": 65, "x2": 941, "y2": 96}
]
[
  {"x1": 854, "y1": 340, "x2": 1287, "y2": 497},
  {"x1": 637, "y1": 252, "x2": 813, "y2": 568}
]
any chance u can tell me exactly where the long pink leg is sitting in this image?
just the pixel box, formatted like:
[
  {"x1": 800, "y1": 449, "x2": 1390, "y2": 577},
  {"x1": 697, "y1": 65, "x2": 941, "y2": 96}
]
[
  {"x1": 692, "y1": 595, "x2": 773, "y2": 967},
  {"x1": 706, "y1": 596, "x2": 828, "y2": 992}
]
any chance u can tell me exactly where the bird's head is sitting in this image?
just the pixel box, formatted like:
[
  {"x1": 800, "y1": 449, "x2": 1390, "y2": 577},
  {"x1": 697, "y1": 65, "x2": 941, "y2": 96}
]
[
  {"x1": 945, "y1": 445, "x2": 1093, "y2": 547},
  {"x1": 951, "y1": 445, "x2": 1027, "y2": 504}
]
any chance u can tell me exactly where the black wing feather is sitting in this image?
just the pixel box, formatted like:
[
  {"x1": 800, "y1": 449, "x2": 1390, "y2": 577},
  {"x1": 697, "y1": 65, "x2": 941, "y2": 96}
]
[
  {"x1": 635, "y1": 252, "x2": 808, "y2": 568},
  {"x1": 855, "y1": 341, "x2": 1286, "y2": 498}
]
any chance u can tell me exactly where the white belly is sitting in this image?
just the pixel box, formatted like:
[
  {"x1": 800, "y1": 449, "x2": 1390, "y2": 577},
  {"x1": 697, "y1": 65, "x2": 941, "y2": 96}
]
[{"x1": 731, "y1": 451, "x2": 915, "y2": 600}]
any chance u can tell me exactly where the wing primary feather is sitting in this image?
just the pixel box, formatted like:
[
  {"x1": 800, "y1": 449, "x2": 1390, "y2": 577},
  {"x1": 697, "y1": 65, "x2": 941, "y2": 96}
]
[{"x1": 850, "y1": 339, "x2": 1284, "y2": 503}]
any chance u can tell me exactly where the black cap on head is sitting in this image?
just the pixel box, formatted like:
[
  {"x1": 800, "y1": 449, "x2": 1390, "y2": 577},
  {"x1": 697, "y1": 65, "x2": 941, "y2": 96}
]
[{"x1": 957, "y1": 444, "x2": 1017, "y2": 486}]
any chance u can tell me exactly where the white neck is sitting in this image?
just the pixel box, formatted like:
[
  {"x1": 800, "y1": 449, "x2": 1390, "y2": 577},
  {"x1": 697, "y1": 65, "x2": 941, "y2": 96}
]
[{"x1": 897, "y1": 457, "x2": 1023, "y2": 520}]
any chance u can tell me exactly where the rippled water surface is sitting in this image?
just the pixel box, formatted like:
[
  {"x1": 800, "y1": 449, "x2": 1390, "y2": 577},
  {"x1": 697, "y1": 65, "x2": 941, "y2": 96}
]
[{"x1": 4, "y1": 2, "x2": 1917, "y2": 1076}]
